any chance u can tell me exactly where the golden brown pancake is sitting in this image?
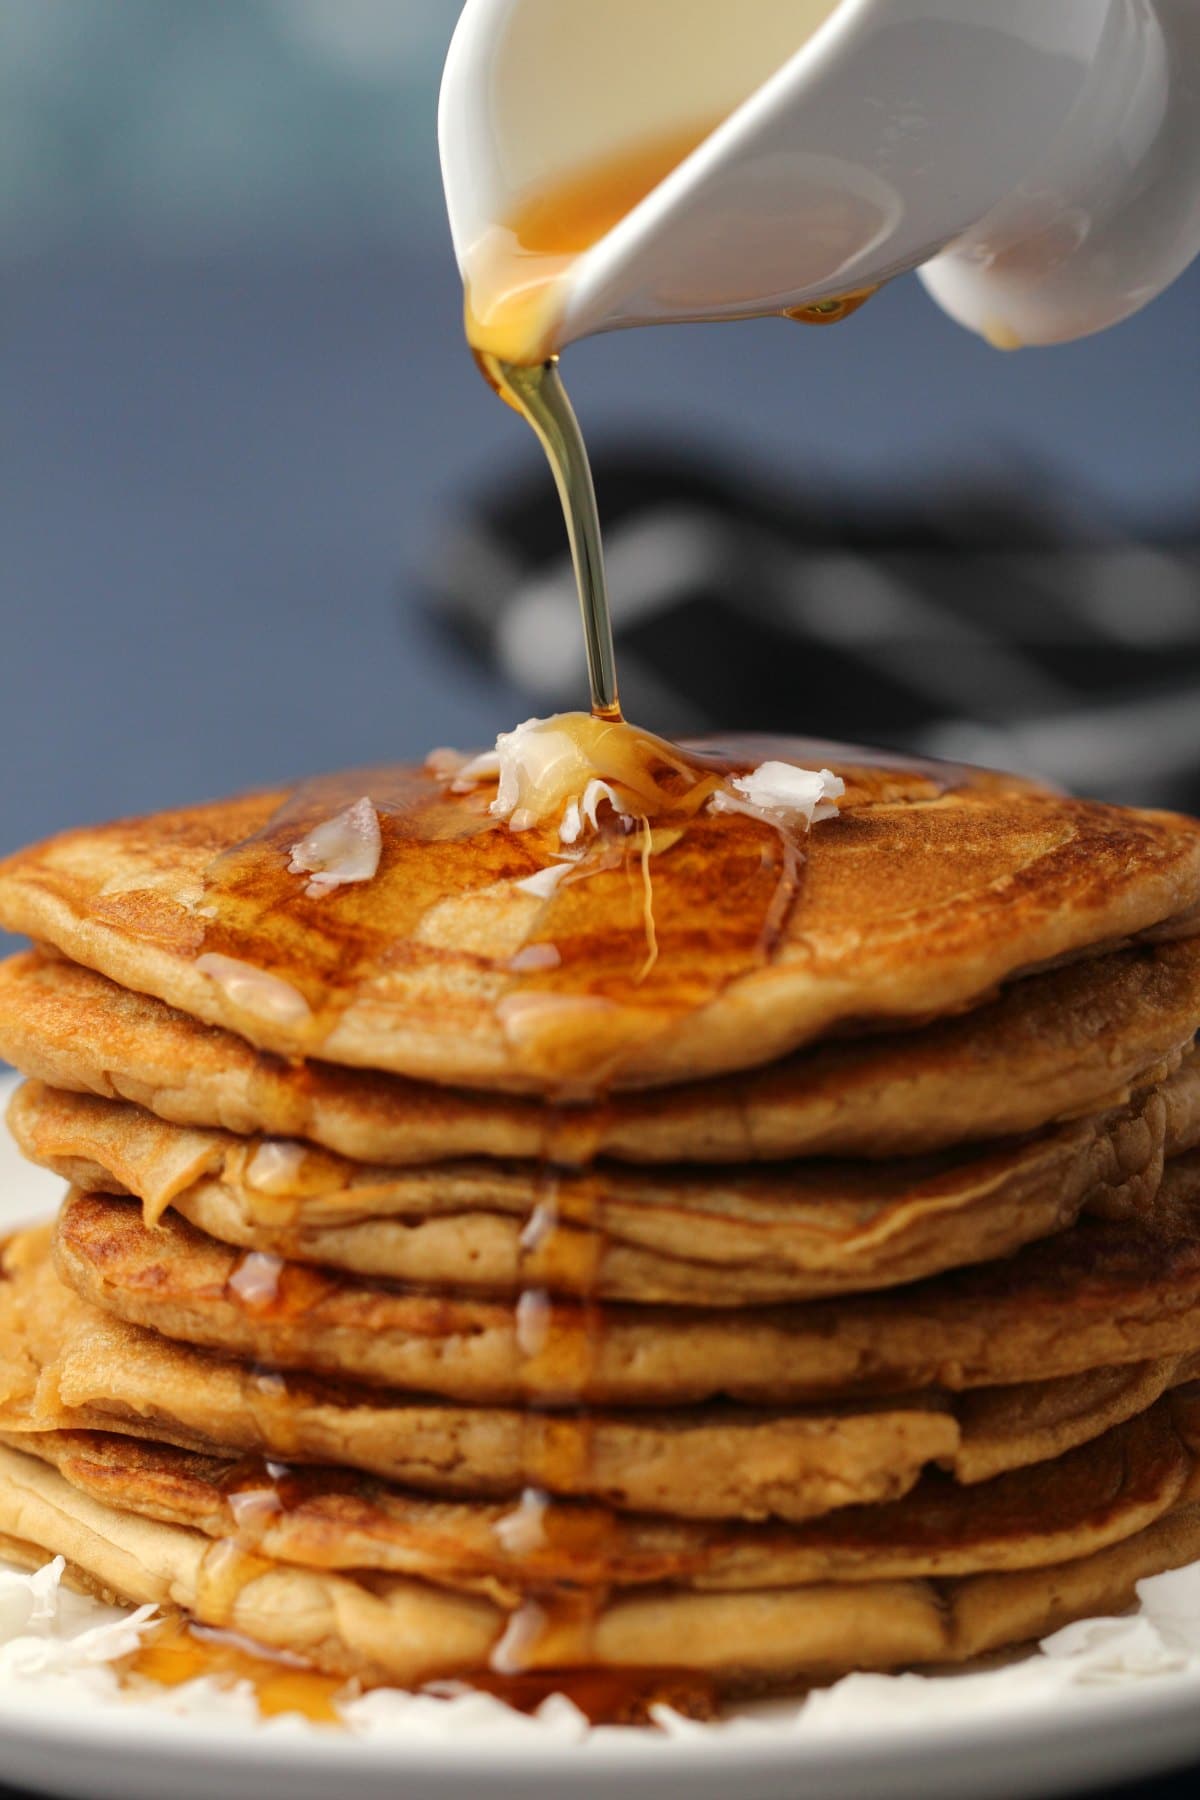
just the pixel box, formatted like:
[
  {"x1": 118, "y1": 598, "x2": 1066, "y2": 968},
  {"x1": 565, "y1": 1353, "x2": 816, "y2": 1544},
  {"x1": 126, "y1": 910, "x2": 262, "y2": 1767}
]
[
  {"x1": 10, "y1": 1394, "x2": 1195, "y2": 1595},
  {"x1": 7, "y1": 1231, "x2": 1192, "y2": 1519},
  {"x1": 4, "y1": 943, "x2": 1199, "y2": 1161},
  {"x1": 2, "y1": 752, "x2": 1199, "y2": 1090},
  {"x1": 14, "y1": 1066, "x2": 1196, "y2": 1302},
  {"x1": 1, "y1": 1440, "x2": 1199, "y2": 1690},
  {"x1": 0, "y1": 1233, "x2": 957, "y2": 1521},
  {"x1": 52, "y1": 1158, "x2": 1200, "y2": 1404}
]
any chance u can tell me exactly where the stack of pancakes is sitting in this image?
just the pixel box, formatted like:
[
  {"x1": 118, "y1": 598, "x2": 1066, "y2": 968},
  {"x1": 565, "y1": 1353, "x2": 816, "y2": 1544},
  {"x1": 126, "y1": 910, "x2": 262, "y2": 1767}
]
[{"x1": 2, "y1": 744, "x2": 1200, "y2": 1708}]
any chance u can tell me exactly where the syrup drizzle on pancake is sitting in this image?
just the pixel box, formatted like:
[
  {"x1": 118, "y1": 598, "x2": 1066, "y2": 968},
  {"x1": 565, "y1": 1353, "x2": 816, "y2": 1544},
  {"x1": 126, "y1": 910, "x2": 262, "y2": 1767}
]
[
  {"x1": 491, "y1": 1105, "x2": 615, "y2": 1678},
  {"x1": 193, "y1": 738, "x2": 959, "y2": 1083},
  {"x1": 144, "y1": 1453, "x2": 723, "y2": 1723}
]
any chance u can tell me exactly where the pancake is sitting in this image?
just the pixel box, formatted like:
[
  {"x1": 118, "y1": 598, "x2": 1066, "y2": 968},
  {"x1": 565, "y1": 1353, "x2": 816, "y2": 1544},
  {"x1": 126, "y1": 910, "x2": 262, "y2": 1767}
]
[
  {"x1": 0, "y1": 1236, "x2": 955, "y2": 1521},
  {"x1": 1, "y1": 1440, "x2": 1199, "y2": 1690},
  {"x1": 2, "y1": 752, "x2": 1199, "y2": 1091},
  {"x1": 14, "y1": 1065, "x2": 1195, "y2": 1302},
  {"x1": 4, "y1": 942, "x2": 1199, "y2": 1162},
  {"x1": 52, "y1": 1157, "x2": 1200, "y2": 1404},
  {"x1": 9, "y1": 1394, "x2": 1195, "y2": 1596},
  {"x1": 6, "y1": 1232, "x2": 1193, "y2": 1519}
]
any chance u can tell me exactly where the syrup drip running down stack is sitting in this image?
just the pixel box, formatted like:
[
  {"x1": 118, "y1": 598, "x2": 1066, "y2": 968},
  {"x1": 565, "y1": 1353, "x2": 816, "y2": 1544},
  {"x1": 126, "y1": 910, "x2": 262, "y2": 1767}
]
[{"x1": 2, "y1": 726, "x2": 1200, "y2": 1712}]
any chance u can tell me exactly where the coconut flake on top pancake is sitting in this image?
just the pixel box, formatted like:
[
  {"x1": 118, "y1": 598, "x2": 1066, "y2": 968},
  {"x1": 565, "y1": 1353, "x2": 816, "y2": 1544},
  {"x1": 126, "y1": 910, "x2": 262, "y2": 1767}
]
[{"x1": 1, "y1": 747, "x2": 1199, "y2": 1091}]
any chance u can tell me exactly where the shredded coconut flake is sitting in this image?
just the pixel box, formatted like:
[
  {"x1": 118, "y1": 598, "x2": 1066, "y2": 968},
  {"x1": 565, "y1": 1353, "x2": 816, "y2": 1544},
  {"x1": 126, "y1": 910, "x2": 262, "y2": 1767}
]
[
  {"x1": 246, "y1": 1140, "x2": 310, "y2": 1193},
  {"x1": 508, "y1": 943, "x2": 562, "y2": 974},
  {"x1": 560, "y1": 780, "x2": 631, "y2": 845},
  {"x1": 453, "y1": 749, "x2": 502, "y2": 783},
  {"x1": 425, "y1": 746, "x2": 471, "y2": 778},
  {"x1": 711, "y1": 762, "x2": 845, "y2": 829},
  {"x1": 492, "y1": 1489, "x2": 551, "y2": 1557},
  {"x1": 288, "y1": 797, "x2": 381, "y2": 898},
  {"x1": 487, "y1": 718, "x2": 601, "y2": 831},
  {"x1": 195, "y1": 955, "x2": 312, "y2": 1027},
  {"x1": 0, "y1": 1559, "x2": 156, "y2": 1697},
  {"x1": 514, "y1": 862, "x2": 576, "y2": 901},
  {"x1": 581, "y1": 780, "x2": 629, "y2": 834}
]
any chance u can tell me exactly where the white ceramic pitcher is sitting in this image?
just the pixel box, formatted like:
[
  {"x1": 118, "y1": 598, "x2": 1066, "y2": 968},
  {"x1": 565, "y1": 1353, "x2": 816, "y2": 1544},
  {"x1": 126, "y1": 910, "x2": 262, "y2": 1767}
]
[{"x1": 440, "y1": 0, "x2": 1200, "y2": 351}]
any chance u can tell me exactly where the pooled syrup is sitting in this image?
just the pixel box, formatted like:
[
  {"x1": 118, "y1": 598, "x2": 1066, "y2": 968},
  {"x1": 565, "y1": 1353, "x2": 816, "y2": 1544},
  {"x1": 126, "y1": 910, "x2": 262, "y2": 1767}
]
[
  {"x1": 128, "y1": 1619, "x2": 346, "y2": 1724},
  {"x1": 127, "y1": 1615, "x2": 720, "y2": 1727}
]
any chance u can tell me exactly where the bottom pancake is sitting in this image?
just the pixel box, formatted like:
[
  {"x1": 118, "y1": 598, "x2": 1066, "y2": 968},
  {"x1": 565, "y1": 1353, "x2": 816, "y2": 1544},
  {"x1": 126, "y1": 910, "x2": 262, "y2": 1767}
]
[
  {"x1": 1, "y1": 1441, "x2": 1199, "y2": 1691},
  {"x1": 4, "y1": 1228, "x2": 1198, "y2": 1521},
  {"x1": 7, "y1": 1391, "x2": 1198, "y2": 1598}
]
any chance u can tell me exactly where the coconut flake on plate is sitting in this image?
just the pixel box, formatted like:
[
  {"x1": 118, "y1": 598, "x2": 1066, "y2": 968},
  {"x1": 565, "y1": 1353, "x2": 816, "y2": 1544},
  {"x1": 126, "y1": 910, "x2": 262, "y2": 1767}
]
[
  {"x1": 0, "y1": 1558, "x2": 156, "y2": 1694},
  {"x1": 6, "y1": 1549, "x2": 1200, "y2": 1741}
]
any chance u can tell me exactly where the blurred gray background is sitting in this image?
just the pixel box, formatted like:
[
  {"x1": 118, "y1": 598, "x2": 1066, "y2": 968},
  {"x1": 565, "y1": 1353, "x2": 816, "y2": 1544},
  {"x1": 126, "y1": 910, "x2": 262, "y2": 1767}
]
[{"x1": 1, "y1": 0, "x2": 1198, "y2": 934}]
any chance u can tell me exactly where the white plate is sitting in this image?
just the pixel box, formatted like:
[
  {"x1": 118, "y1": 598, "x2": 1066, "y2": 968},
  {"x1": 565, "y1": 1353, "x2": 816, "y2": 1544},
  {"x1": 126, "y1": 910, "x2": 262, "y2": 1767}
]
[{"x1": 2, "y1": 1070, "x2": 1200, "y2": 1800}]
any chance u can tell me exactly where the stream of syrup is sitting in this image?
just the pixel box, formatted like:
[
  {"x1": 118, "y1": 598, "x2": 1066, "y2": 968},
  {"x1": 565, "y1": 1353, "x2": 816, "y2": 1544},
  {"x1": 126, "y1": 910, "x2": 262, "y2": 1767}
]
[
  {"x1": 465, "y1": 123, "x2": 721, "y2": 719},
  {"x1": 464, "y1": 116, "x2": 876, "y2": 720}
]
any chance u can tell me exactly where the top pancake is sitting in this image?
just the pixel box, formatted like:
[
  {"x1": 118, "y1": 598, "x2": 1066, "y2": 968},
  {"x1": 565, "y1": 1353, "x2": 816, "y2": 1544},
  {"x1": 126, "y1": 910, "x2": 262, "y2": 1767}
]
[{"x1": 2, "y1": 747, "x2": 1199, "y2": 1091}]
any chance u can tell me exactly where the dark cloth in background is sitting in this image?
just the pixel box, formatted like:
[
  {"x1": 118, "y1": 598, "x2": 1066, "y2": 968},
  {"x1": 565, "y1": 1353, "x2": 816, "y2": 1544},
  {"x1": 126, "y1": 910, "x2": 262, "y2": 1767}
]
[{"x1": 426, "y1": 448, "x2": 1200, "y2": 813}]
